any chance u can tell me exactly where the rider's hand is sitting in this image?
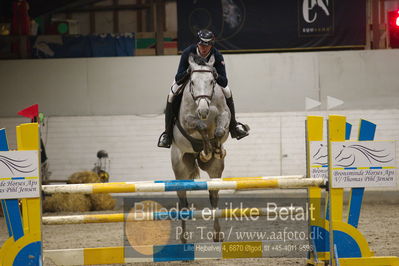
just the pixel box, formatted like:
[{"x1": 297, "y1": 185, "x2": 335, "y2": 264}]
[
  {"x1": 212, "y1": 69, "x2": 218, "y2": 80},
  {"x1": 183, "y1": 68, "x2": 191, "y2": 81}
]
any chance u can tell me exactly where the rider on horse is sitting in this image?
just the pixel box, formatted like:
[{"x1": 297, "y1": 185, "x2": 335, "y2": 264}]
[{"x1": 157, "y1": 29, "x2": 249, "y2": 148}]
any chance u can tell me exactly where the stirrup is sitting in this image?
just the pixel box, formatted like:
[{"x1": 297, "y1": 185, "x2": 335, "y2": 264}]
[
  {"x1": 232, "y1": 122, "x2": 250, "y2": 140},
  {"x1": 237, "y1": 122, "x2": 250, "y2": 132},
  {"x1": 157, "y1": 132, "x2": 172, "y2": 148}
]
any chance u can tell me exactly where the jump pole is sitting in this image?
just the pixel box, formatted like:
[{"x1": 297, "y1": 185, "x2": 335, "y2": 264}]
[
  {"x1": 43, "y1": 175, "x2": 306, "y2": 184},
  {"x1": 42, "y1": 207, "x2": 301, "y2": 225},
  {"x1": 42, "y1": 178, "x2": 325, "y2": 194}
]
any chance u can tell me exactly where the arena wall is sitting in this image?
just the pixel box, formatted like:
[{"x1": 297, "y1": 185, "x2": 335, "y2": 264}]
[{"x1": 0, "y1": 49, "x2": 399, "y2": 117}]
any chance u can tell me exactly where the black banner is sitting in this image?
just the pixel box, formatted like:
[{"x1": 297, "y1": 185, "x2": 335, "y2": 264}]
[{"x1": 177, "y1": 0, "x2": 366, "y2": 52}]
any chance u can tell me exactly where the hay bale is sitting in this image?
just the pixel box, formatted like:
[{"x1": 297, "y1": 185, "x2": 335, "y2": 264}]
[
  {"x1": 68, "y1": 171, "x2": 100, "y2": 184},
  {"x1": 43, "y1": 193, "x2": 92, "y2": 213},
  {"x1": 43, "y1": 171, "x2": 115, "y2": 213},
  {"x1": 90, "y1": 194, "x2": 116, "y2": 211}
]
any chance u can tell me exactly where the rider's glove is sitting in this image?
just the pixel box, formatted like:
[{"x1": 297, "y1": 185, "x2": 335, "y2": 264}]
[
  {"x1": 183, "y1": 68, "x2": 191, "y2": 80},
  {"x1": 212, "y1": 69, "x2": 218, "y2": 80}
]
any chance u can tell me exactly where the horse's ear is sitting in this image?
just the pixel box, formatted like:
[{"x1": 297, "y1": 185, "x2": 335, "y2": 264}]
[
  {"x1": 188, "y1": 54, "x2": 196, "y2": 68},
  {"x1": 207, "y1": 55, "x2": 215, "y2": 66}
]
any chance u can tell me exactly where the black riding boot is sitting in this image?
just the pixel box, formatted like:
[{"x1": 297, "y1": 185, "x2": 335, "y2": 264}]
[
  {"x1": 226, "y1": 96, "x2": 249, "y2": 140},
  {"x1": 157, "y1": 101, "x2": 174, "y2": 148}
]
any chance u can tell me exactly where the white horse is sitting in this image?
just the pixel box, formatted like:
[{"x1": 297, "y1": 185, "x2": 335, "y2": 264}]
[{"x1": 171, "y1": 54, "x2": 230, "y2": 242}]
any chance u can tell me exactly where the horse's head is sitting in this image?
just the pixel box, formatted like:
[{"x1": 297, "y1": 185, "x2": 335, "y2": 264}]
[{"x1": 188, "y1": 54, "x2": 216, "y2": 120}]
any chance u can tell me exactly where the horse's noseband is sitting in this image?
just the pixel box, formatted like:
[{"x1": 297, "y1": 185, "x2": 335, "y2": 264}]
[{"x1": 189, "y1": 69, "x2": 215, "y2": 103}]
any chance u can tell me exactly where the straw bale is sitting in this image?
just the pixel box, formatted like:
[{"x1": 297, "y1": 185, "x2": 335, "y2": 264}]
[
  {"x1": 43, "y1": 171, "x2": 115, "y2": 213},
  {"x1": 90, "y1": 193, "x2": 116, "y2": 211},
  {"x1": 68, "y1": 171, "x2": 100, "y2": 184},
  {"x1": 43, "y1": 193, "x2": 92, "y2": 212}
]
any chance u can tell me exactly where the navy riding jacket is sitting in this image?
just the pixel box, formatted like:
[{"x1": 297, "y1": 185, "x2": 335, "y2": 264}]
[{"x1": 175, "y1": 44, "x2": 228, "y2": 88}]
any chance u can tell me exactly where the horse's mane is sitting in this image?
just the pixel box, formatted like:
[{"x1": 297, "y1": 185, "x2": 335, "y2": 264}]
[{"x1": 190, "y1": 53, "x2": 208, "y2": 66}]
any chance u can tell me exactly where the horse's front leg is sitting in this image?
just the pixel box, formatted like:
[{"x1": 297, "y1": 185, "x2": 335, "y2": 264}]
[
  {"x1": 214, "y1": 111, "x2": 230, "y2": 159},
  {"x1": 198, "y1": 130, "x2": 213, "y2": 162},
  {"x1": 185, "y1": 114, "x2": 212, "y2": 162}
]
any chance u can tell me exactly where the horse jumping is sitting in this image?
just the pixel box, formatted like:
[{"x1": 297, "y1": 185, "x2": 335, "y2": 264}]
[{"x1": 171, "y1": 54, "x2": 231, "y2": 242}]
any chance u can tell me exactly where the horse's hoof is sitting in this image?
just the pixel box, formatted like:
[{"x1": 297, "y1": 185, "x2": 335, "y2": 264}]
[
  {"x1": 200, "y1": 151, "x2": 212, "y2": 162},
  {"x1": 220, "y1": 149, "x2": 226, "y2": 159},
  {"x1": 214, "y1": 149, "x2": 226, "y2": 160}
]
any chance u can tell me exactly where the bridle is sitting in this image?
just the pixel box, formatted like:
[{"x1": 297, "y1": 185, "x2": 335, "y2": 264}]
[{"x1": 189, "y1": 69, "x2": 215, "y2": 104}]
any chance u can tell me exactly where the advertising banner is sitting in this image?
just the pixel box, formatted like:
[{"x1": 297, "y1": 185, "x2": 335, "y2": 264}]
[{"x1": 177, "y1": 0, "x2": 366, "y2": 52}]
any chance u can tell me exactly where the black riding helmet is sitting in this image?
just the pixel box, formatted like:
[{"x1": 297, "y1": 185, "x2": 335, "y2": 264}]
[{"x1": 197, "y1": 29, "x2": 215, "y2": 46}]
